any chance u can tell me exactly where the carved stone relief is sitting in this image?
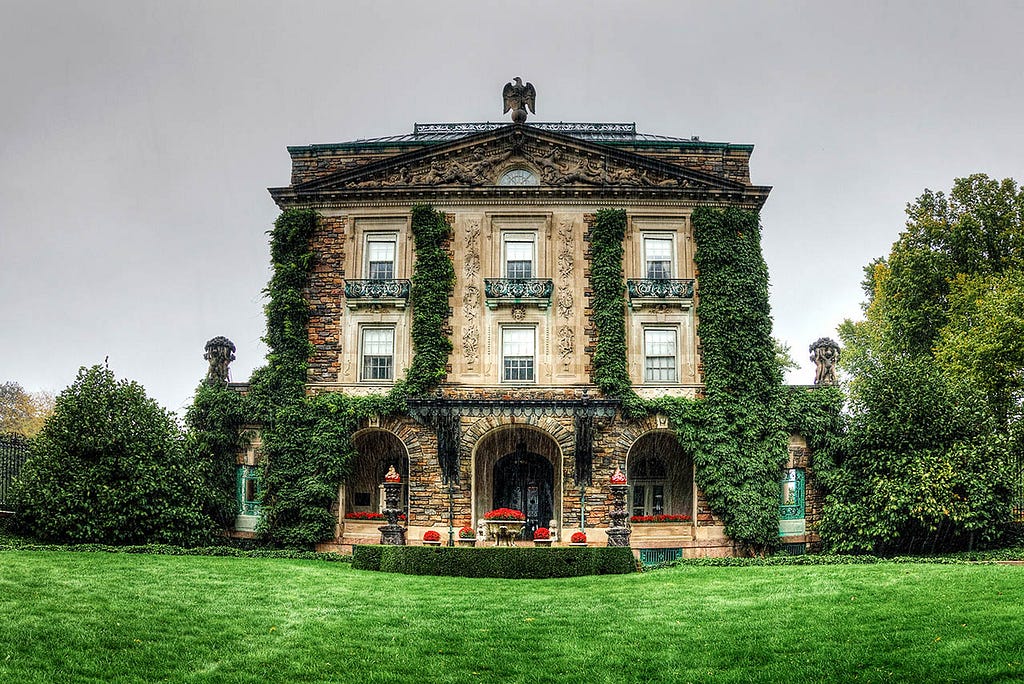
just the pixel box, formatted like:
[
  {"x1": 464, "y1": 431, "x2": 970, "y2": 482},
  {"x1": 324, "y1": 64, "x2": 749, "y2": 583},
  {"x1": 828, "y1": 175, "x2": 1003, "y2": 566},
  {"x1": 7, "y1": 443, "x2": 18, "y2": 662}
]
[
  {"x1": 556, "y1": 218, "x2": 575, "y2": 321},
  {"x1": 557, "y1": 326, "x2": 574, "y2": 362},
  {"x1": 462, "y1": 219, "x2": 482, "y2": 366},
  {"x1": 345, "y1": 139, "x2": 693, "y2": 189}
]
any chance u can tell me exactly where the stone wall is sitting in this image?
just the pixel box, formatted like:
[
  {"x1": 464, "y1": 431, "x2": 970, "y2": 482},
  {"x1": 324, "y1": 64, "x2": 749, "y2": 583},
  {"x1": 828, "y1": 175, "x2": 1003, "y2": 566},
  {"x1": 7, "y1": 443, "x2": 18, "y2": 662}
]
[{"x1": 306, "y1": 215, "x2": 346, "y2": 382}]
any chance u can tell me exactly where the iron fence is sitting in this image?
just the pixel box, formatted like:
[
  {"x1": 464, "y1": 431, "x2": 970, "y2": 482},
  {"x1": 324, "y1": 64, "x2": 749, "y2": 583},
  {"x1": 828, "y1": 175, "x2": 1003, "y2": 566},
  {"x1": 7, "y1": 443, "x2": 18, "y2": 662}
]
[{"x1": 0, "y1": 432, "x2": 30, "y2": 511}]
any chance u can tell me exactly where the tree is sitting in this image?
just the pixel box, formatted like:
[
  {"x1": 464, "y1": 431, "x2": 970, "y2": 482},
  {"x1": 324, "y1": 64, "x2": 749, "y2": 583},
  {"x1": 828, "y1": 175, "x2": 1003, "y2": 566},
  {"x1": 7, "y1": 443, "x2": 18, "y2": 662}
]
[
  {"x1": 10, "y1": 365, "x2": 211, "y2": 545},
  {"x1": 824, "y1": 175, "x2": 1022, "y2": 553},
  {"x1": 0, "y1": 382, "x2": 54, "y2": 437}
]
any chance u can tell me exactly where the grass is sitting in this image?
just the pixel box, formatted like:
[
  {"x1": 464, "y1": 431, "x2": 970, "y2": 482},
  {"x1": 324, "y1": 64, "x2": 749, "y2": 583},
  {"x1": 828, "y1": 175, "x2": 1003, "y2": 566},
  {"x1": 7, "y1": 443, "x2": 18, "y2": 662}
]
[{"x1": 1, "y1": 551, "x2": 1022, "y2": 683}]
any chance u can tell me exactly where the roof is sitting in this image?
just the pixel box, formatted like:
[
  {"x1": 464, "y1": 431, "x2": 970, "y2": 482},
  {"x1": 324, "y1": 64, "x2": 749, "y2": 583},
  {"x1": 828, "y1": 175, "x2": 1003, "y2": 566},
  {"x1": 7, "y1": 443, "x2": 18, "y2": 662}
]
[{"x1": 288, "y1": 122, "x2": 752, "y2": 153}]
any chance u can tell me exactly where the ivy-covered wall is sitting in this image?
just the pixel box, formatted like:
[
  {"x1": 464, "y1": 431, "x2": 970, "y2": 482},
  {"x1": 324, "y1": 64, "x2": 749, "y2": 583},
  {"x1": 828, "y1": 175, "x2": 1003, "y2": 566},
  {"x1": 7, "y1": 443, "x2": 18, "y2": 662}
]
[
  {"x1": 587, "y1": 206, "x2": 839, "y2": 553},
  {"x1": 192, "y1": 206, "x2": 455, "y2": 548}
]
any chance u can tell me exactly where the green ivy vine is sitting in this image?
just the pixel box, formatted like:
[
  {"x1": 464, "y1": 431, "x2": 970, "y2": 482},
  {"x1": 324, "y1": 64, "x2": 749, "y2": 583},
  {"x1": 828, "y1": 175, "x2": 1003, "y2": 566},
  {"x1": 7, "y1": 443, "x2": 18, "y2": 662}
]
[
  {"x1": 589, "y1": 209, "x2": 646, "y2": 417},
  {"x1": 189, "y1": 205, "x2": 454, "y2": 548},
  {"x1": 589, "y1": 206, "x2": 840, "y2": 553}
]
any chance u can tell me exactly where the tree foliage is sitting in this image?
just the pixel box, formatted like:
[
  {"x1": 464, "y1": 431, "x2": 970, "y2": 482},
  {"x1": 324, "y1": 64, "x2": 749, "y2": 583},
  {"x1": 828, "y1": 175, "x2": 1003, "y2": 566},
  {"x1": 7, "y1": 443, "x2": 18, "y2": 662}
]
[
  {"x1": 825, "y1": 175, "x2": 1022, "y2": 553},
  {"x1": 0, "y1": 382, "x2": 54, "y2": 437},
  {"x1": 11, "y1": 365, "x2": 210, "y2": 545}
]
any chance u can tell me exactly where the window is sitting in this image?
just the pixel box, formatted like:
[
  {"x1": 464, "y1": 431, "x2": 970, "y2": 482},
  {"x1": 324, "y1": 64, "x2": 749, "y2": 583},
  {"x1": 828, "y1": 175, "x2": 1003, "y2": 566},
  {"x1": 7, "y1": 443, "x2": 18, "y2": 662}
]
[
  {"x1": 498, "y1": 168, "x2": 539, "y2": 186},
  {"x1": 502, "y1": 327, "x2": 535, "y2": 382},
  {"x1": 780, "y1": 468, "x2": 806, "y2": 520},
  {"x1": 644, "y1": 328, "x2": 678, "y2": 382},
  {"x1": 237, "y1": 465, "x2": 260, "y2": 516},
  {"x1": 361, "y1": 327, "x2": 394, "y2": 381},
  {"x1": 365, "y1": 233, "x2": 397, "y2": 280},
  {"x1": 503, "y1": 233, "x2": 535, "y2": 279},
  {"x1": 630, "y1": 457, "x2": 667, "y2": 517},
  {"x1": 643, "y1": 235, "x2": 673, "y2": 279}
]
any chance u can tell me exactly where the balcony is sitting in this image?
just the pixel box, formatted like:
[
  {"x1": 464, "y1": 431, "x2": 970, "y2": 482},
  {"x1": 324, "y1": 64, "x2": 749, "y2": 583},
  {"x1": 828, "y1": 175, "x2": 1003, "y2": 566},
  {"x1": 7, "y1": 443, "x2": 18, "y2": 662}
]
[
  {"x1": 484, "y1": 278, "x2": 554, "y2": 310},
  {"x1": 626, "y1": 278, "x2": 695, "y2": 310},
  {"x1": 344, "y1": 279, "x2": 411, "y2": 309}
]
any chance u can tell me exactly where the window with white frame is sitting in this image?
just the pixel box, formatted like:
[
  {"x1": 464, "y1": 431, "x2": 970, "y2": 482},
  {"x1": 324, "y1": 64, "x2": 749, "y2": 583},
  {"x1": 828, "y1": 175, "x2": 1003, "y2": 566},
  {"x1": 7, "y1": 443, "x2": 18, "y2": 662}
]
[
  {"x1": 502, "y1": 233, "x2": 536, "y2": 279},
  {"x1": 629, "y1": 456, "x2": 668, "y2": 517},
  {"x1": 361, "y1": 327, "x2": 395, "y2": 381},
  {"x1": 643, "y1": 235, "x2": 674, "y2": 279},
  {"x1": 644, "y1": 328, "x2": 678, "y2": 383},
  {"x1": 502, "y1": 327, "x2": 535, "y2": 382},
  {"x1": 365, "y1": 233, "x2": 398, "y2": 280}
]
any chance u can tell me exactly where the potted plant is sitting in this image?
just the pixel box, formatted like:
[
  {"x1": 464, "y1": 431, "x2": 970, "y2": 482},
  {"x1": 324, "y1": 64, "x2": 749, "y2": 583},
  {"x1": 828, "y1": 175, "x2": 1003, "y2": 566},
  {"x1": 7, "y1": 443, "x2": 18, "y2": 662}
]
[
  {"x1": 484, "y1": 508, "x2": 526, "y2": 521},
  {"x1": 569, "y1": 531, "x2": 587, "y2": 547},
  {"x1": 422, "y1": 529, "x2": 442, "y2": 546},
  {"x1": 458, "y1": 526, "x2": 476, "y2": 547},
  {"x1": 483, "y1": 508, "x2": 527, "y2": 546},
  {"x1": 533, "y1": 527, "x2": 552, "y2": 547}
]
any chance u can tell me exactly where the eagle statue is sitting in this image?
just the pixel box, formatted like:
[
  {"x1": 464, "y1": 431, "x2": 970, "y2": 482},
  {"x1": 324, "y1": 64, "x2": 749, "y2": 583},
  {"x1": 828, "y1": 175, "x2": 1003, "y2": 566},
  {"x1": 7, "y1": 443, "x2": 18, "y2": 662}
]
[{"x1": 503, "y1": 77, "x2": 536, "y2": 124}]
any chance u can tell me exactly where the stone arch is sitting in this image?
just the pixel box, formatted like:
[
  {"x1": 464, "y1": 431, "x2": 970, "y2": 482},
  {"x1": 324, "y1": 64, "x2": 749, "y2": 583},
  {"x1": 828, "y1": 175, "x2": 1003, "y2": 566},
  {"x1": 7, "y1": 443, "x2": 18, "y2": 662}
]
[
  {"x1": 623, "y1": 427, "x2": 695, "y2": 520},
  {"x1": 343, "y1": 427, "x2": 412, "y2": 522},
  {"x1": 461, "y1": 414, "x2": 573, "y2": 458},
  {"x1": 469, "y1": 421, "x2": 566, "y2": 538}
]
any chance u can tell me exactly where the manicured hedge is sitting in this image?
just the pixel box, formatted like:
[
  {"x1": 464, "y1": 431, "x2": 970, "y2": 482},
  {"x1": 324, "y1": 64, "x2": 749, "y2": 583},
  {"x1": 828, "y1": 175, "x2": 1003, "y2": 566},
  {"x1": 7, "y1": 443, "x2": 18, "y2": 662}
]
[{"x1": 352, "y1": 545, "x2": 636, "y2": 578}]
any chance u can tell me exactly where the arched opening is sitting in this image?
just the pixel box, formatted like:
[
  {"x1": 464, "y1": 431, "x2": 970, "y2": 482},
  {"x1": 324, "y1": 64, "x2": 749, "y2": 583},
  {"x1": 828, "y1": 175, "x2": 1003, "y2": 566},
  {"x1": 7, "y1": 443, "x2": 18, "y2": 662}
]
[
  {"x1": 473, "y1": 425, "x2": 562, "y2": 539},
  {"x1": 626, "y1": 432, "x2": 694, "y2": 519},
  {"x1": 344, "y1": 429, "x2": 409, "y2": 519}
]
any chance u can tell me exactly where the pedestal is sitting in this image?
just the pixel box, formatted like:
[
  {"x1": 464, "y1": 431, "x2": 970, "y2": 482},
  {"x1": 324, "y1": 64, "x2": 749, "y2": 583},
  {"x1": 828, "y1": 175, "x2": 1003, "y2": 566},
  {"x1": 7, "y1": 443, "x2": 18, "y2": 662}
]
[{"x1": 379, "y1": 480, "x2": 406, "y2": 546}]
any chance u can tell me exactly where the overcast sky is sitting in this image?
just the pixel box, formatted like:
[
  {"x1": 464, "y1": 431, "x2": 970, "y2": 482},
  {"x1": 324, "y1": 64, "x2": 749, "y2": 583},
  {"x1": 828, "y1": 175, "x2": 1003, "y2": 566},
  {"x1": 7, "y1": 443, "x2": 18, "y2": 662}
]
[{"x1": 2, "y1": 1, "x2": 1022, "y2": 415}]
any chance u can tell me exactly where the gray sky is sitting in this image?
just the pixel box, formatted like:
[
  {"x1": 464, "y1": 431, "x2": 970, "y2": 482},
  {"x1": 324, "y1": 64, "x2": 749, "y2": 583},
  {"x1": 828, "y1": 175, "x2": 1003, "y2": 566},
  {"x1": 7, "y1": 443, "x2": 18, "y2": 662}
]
[{"x1": 2, "y1": 1, "x2": 1022, "y2": 415}]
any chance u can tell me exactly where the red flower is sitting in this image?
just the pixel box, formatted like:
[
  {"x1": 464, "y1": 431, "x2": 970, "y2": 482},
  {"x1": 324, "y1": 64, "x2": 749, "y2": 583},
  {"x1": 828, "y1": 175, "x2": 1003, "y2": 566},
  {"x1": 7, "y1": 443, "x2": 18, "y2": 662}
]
[
  {"x1": 484, "y1": 508, "x2": 526, "y2": 521},
  {"x1": 459, "y1": 526, "x2": 475, "y2": 538},
  {"x1": 570, "y1": 532, "x2": 587, "y2": 544},
  {"x1": 344, "y1": 512, "x2": 406, "y2": 521},
  {"x1": 423, "y1": 530, "x2": 441, "y2": 542},
  {"x1": 345, "y1": 511, "x2": 384, "y2": 520},
  {"x1": 533, "y1": 527, "x2": 550, "y2": 540},
  {"x1": 629, "y1": 514, "x2": 692, "y2": 523}
]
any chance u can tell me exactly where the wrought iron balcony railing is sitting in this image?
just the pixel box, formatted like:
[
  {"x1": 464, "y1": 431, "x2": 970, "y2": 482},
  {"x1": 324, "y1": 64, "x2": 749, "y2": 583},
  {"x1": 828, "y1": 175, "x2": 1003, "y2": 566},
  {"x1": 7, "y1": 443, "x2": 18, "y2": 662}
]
[
  {"x1": 484, "y1": 278, "x2": 554, "y2": 310},
  {"x1": 344, "y1": 279, "x2": 411, "y2": 309},
  {"x1": 626, "y1": 278, "x2": 695, "y2": 309}
]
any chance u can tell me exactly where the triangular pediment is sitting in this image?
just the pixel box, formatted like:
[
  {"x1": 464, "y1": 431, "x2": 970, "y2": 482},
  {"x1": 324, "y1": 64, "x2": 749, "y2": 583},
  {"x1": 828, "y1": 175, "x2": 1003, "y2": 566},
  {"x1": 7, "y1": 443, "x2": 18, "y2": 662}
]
[{"x1": 287, "y1": 125, "x2": 751, "y2": 195}]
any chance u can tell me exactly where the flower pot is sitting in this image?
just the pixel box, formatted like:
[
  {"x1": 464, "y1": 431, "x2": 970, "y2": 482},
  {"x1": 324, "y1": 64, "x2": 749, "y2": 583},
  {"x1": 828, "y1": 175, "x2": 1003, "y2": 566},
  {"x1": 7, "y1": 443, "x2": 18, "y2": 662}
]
[
  {"x1": 457, "y1": 538, "x2": 476, "y2": 547},
  {"x1": 423, "y1": 540, "x2": 442, "y2": 546},
  {"x1": 569, "y1": 542, "x2": 588, "y2": 547},
  {"x1": 533, "y1": 539, "x2": 553, "y2": 547}
]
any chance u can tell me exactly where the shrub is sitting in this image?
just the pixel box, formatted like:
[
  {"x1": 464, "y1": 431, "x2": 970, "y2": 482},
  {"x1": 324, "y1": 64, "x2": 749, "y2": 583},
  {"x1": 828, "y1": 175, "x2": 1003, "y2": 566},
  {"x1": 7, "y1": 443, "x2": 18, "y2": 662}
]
[
  {"x1": 458, "y1": 526, "x2": 475, "y2": 539},
  {"x1": 356, "y1": 546, "x2": 635, "y2": 578},
  {"x1": 570, "y1": 532, "x2": 587, "y2": 544},
  {"x1": 423, "y1": 530, "x2": 441, "y2": 542},
  {"x1": 11, "y1": 365, "x2": 210, "y2": 545},
  {"x1": 533, "y1": 527, "x2": 550, "y2": 540},
  {"x1": 352, "y1": 544, "x2": 383, "y2": 571}
]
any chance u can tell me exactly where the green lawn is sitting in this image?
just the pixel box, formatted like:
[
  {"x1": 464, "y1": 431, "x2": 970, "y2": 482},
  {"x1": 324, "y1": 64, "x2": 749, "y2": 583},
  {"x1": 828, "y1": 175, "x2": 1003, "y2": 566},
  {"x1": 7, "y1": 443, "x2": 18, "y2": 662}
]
[{"x1": 1, "y1": 552, "x2": 1022, "y2": 683}]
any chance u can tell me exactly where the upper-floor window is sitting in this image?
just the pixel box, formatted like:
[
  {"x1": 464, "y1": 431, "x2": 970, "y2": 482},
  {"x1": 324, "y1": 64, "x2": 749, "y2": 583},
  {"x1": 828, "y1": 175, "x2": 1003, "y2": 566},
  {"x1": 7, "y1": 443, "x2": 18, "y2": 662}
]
[
  {"x1": 644, "y1": 328, "x2": 678, "y2": 383},
  {"x1": 643, "y1": 235, "x2": 674, "y2": 279},
  {"x1": 361, "y1": 327, "x2": 395, "y2": 382},
  {"x1": 503, "y1": 233, "x2": 536, "y2": 279},
  {"x1": 502, "y1": 326, "x2": 535, "y2": 382},
  {"x1": 365, "y1": 233, "x2": 398, "y2": 280}
]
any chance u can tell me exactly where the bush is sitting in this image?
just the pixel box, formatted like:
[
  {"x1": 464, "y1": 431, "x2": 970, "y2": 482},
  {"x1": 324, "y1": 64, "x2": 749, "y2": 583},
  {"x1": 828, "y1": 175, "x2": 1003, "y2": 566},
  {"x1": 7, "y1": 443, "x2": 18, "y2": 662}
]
[
  {"x1": 11, "y1": 365, "x2": 211, "y2": 545},
  {"x1": 352, "y1": 544, "x2": 383, "y2": 571},
  {"x1": 350, "y1": 545, "x2": 636, "y2": 578}
]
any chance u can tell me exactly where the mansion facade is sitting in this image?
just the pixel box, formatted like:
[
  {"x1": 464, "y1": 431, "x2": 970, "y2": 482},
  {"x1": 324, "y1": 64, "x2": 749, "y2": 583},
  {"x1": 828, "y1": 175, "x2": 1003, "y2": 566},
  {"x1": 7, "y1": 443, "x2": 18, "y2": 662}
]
[{"x1": 236, "y1": 112, "x2": 820, "y2": 557}]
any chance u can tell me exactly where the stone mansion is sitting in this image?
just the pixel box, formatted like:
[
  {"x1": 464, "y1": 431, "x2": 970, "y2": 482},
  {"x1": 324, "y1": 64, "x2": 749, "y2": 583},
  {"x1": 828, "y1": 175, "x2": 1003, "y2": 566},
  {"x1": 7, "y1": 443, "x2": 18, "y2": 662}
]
[{"x1": 231, "y1": 89, "x2": 822, "y2": 558}]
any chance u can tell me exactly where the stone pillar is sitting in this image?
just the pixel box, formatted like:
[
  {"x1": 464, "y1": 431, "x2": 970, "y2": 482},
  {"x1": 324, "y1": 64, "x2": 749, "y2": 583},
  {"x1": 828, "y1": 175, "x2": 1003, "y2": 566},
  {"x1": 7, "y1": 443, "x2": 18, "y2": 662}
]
[
  {"x1": 379, "y1": 466, "x2": 406, "y2": 545},
  {"x1": 606, "y1": 464, "x2": 631, "y2": 547}
]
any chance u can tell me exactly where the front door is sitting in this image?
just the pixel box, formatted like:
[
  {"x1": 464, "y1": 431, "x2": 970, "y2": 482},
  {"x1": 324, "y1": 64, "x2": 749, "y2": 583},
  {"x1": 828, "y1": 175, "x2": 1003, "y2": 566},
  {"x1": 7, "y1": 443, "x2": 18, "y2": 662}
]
[{"x1": 493, "y1": 448, "x2": 553, "y2": 539}]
